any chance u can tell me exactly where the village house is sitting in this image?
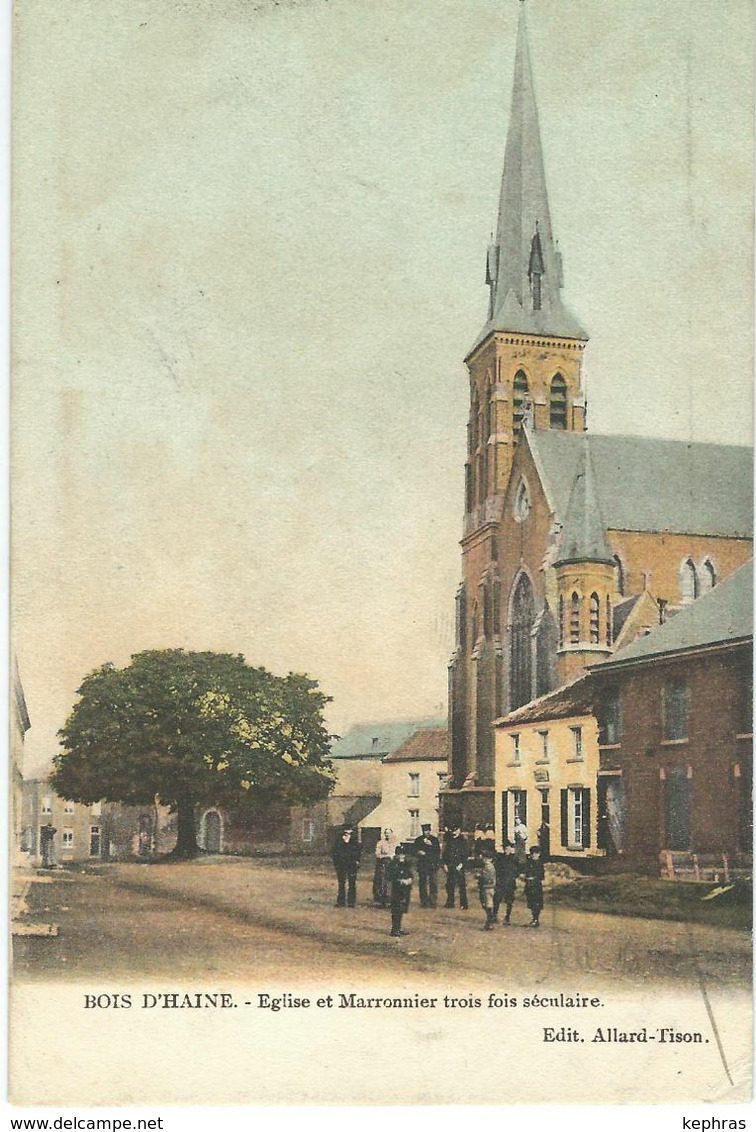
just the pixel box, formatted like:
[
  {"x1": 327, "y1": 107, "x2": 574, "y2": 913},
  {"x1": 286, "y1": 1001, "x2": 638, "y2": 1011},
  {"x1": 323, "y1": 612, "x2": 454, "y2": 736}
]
[
  {"x1": 20, "y1": 779, "x2": 176, "y2": 865},
  {"x1": 493, "y1": 676, "x2": 598, "y2": 861},
  {"x1": 359, "y1": 727, "x2": 449, "y2": 845},
  {"x1": 289, "y1": 717, "x2": 444, "y2": 853}
]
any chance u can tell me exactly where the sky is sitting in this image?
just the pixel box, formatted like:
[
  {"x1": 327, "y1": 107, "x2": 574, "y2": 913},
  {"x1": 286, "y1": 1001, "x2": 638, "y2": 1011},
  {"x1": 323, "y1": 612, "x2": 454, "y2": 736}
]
[{"x1": 12, "y1": 0, "x2": 753, "y2": 776}]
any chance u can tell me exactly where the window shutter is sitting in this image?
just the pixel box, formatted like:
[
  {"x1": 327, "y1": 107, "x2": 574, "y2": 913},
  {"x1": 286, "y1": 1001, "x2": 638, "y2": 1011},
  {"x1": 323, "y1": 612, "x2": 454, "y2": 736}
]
[
  {"x1": 501, "y1": 792, "x2": 509, "y2": 845},
  {"x1": 560, "y1": 790, "x2": 569, "y2": 848},
  {"x1": 521, "y1": 791, "x2": 528, "y2": 826},
  {"x1": 581, "y1": 788, "x2": 591, "y2": 848}
]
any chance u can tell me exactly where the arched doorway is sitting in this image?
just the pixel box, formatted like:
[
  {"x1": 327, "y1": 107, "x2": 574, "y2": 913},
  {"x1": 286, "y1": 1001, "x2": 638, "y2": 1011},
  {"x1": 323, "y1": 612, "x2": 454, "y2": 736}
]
[{"x1": 202, "y1": 810, "x2": 222, "y2": 853}]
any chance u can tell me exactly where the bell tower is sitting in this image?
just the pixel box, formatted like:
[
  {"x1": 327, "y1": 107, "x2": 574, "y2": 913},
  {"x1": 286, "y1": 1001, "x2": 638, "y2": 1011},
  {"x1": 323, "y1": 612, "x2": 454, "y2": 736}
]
[
  {"x1": 448, "y1": 1, "x2": 589, "y2": 828},
  {"x1": 463, "y1": 0, "x2": 588, "y2": 529}
]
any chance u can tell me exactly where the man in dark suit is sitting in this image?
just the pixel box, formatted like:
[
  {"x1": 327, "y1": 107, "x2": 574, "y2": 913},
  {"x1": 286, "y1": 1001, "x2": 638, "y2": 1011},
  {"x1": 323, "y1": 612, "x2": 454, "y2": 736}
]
[
  {"x1": 413, "y1": 823, "x2": 441, "y2": 908},
  {"x1": 332, "y1": 826, "x2": 361, "y2": 907},
  {"x1": 442, "y1": 826, "x2": 469, "y2": 910}
]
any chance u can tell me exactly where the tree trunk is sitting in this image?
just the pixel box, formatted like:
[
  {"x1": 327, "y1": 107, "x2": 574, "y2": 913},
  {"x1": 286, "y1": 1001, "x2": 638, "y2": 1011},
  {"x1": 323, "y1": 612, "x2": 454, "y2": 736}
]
[{"x1": 171, "y1": 800, "x2": 199, "y2": 858}]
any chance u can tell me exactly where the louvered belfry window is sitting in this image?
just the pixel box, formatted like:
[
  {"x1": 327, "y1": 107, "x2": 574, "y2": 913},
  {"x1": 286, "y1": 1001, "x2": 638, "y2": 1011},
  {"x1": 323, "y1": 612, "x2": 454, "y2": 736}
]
[
  {"x1": 550, "y1": 374, "x2": 568, "y2": 429},
  {"x1": 569, "y1": 592, "x2": 581, "y2": 644},
  {"x1": 513, "y1": 371, "x2": 529, "y2": 435},
  {"x1": 589, "y1": 593, "x2": 600, "y2": 643}
]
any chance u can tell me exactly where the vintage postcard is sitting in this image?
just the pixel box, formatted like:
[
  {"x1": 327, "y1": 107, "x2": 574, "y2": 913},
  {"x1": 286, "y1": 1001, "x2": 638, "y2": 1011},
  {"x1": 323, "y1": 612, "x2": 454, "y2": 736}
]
[{"x1": 9, "y1": 0, "x2": 753, "y2": 1109}]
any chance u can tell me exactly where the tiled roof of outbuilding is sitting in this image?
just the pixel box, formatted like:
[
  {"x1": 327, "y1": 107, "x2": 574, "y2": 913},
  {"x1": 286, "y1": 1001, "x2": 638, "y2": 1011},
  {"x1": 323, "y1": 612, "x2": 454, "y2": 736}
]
[{"x1": 384, "y1": 728, "x2": 450, "y2": 763}]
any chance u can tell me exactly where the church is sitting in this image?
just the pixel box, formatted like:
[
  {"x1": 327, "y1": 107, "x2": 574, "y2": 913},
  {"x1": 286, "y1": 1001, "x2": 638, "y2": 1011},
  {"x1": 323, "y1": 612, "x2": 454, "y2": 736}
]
[{"x1": 442, "y1": 3, "x2": 753, "y2": 832}]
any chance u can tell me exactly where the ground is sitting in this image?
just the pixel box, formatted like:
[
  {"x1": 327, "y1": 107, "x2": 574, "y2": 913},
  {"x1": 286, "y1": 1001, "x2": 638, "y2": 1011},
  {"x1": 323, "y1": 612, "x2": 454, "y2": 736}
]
[{"x1": 13, "y1": 856, "x2": 752, "y2": 990}]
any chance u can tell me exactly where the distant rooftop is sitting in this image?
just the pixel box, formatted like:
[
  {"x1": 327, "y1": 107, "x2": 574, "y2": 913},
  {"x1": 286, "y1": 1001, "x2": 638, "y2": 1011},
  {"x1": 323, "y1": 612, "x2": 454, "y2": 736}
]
[
  {"x1": 330, "y1": 718, "x2": 446, "y2": 761},
  {"x1": 384, "y1": 728, "x2": 449, "y2": 764}
]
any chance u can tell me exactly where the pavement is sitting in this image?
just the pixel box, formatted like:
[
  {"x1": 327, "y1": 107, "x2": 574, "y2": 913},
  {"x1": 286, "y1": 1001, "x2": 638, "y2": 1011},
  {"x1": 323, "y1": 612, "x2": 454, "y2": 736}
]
[{"x1": 11, "y1": 856, "x2": 752, "y2": 991}]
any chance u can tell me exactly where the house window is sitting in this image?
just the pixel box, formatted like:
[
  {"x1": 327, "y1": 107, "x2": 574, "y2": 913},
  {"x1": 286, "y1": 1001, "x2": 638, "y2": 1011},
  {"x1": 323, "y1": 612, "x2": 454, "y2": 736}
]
[
  {"x1": 513, "y1": 371, "x2": 529, "y2": 435},
  {"x1": 589, "y1": 593, "x2": 600, "y2": 644},
  {"x1": 302, "y1": 819, "x2": 315, "y2": 843},
  {"x1": 371, "y1": 737, "x2": 380, "y2": 749},
  {"x1": 601, "y1": 687, "x2": 622, "y2": 745},
  {"x1": 569, "y1": 592, "x2": 581, "y2": 644},
  {"x1": 64, "y1": 801, "x2": 75, "y2": 815},
  {"x1": 680, "y1": 559, "x2": 697, "y2": 603},
  {"x1": 549, "y1": 374, "x2": 568, "y2": 429},
  {"x1": 537, "y1": 730, "x2": 549, "y2": 762},
  {"x1": 437, "y1": 771, "x2": 449, "y2": 789},
  {"x1": 89, "y1": 826, "x2": 101, "y2": 857},
  {"x1": 91, "y1": 801, "x2": 102, "y2": 817},
  {"x1": 409, "y1": 773, "x2": 420, "y2": 797},
  {"x1": 62, "y1": 829, "x2": 74, "y2": 851},
  {"x1": 570, "y1": 726, "x2": 583, "y2": 761},
  {"x1": 510, "y1": 733, "x2": 521, "y2": 764},
  {"x1": 41, "y1": 796, "x2": 52, "y2": 814},
  {"x1": 562, "y1": 787, "x2": 591, "y2": 849},
  {"x1": 409, "y1": 809, "x2": 421, "y2": 838},
  {"x1": 663, "y1": 679, "x2": 690, "y2": 741}
]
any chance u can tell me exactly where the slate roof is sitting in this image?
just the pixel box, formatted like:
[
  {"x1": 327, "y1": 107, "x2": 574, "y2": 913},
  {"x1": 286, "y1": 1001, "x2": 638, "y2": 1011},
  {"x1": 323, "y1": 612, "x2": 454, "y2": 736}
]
[
  {"x1": 554, "y1": 438, "x2": 614, "y2": 565},
  {"x1": 493, "y1": 675, "x2": 594, "y2": 727},
  {"x1": 384, "y1": 728, "x2": 450, "y2": 764},
  {"x1": 594, "y1": 560, "x2": 753, "y2": 671},
  {"x1": 612, "y1": 595, "x2": 642, "y2": 638},
  {"x1": 527, "y1": 430, "x2": 753, "y2": 539},
  {"x1": 330, "y1": 718, "x2": 446, "y2": 761},
  {"x1": 469, "y1": 4, "x2": 586, "y2": 356}
]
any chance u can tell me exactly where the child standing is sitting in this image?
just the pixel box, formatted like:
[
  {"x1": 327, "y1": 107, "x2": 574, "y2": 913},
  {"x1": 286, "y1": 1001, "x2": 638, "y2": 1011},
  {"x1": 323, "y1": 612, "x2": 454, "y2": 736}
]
[
  {"x1": 388, "y1": 845, "x2": 413, "y2": 937},
  {"x1": 477, "y1": 849, "x2": 497, "y2": 930}
]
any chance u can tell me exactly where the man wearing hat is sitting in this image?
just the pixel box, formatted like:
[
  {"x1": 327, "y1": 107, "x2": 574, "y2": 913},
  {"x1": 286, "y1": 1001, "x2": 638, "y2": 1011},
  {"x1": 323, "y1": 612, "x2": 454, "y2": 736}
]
[
  {"x1": 331, "y1": 826, "x2": 361, "y2": 908},
  {"x1": 412, "y1": 823, "x2": 441, "y2": 908},
  {"x1": 387, "y1": 844, "x2": 413, "y2": 937},
  {"x1": 442, "y1": 825, "x2": 469, "y2": 909}
]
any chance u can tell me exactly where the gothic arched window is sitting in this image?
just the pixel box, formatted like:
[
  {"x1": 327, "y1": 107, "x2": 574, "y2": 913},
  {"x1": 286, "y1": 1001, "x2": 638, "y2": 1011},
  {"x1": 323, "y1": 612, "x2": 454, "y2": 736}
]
[
  {"x1": 510, "y1": 573, "x2": 536, "y2": 709},
  {"x1": 700, "y1": 559, "x2": 717, "y2": 593},
  {"x1": 606, "y1": 595, "x2": 613, "y2": 646},
  {"x1": 613, "y1": 554, "x2": 626, "y2": 597},
  {"x1": 513, "y1": 371, "x2": 529, "y2": 436},
  {"x1": 680, "y1": 559, "x2": 697, "y2": 604},
  {"x1": 589, "y1": 593, "x2": 600, "y2": 644},
  {"x1": 550, "y1": 374, "x2": 568, "y2": 429},
  {"x1": 558, "y1": 594, "x2": 565, "y2": 648}
]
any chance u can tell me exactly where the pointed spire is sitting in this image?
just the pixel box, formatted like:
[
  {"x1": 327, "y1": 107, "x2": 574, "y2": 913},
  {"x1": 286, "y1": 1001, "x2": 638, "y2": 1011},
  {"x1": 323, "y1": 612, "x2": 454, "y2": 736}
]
[
  {"x1": 554, "y1": 437, "x2": 613, "y2": 566},
  {"x1": 474, "y1": 2, "x2": 586, "y2": 352}
]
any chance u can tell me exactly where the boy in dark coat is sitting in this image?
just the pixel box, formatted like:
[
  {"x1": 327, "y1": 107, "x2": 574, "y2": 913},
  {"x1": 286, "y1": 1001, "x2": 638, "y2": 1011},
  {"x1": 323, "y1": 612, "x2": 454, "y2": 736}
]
[
  {"x1": 388, "y1": 845, "x2": 413, "y2": 937},
  {"x1": 524, "y1": 845, "x2": 545, "y2": 927},
  {"x1": 332, "y1": 827, "x2": 361, "y2": 907},
  {"x1": 493, "y1": 841, "x2": 518, "y2": 925}
]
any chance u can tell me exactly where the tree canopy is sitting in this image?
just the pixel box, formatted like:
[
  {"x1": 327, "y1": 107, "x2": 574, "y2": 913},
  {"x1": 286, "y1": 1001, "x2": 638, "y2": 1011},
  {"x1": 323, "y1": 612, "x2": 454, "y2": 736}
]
[{"x1": 51, "y1": 649, "x2": 336, "y2": 856}]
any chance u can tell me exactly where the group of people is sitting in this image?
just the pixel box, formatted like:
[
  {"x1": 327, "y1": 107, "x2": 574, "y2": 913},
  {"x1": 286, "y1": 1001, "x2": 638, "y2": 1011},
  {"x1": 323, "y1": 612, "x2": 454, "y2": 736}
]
[{"x1": 331, "y1": 823, "x2": 546, "y2": 938}]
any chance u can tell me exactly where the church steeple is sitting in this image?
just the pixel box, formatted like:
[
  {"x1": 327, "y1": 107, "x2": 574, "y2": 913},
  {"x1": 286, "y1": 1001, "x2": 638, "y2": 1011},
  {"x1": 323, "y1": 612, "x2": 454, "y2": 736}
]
[{"x1": 478, "y1": 1, "x2": 586, "y2": 347}]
